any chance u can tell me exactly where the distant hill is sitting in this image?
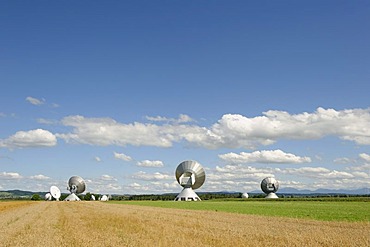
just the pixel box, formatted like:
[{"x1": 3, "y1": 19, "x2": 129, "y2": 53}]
[
  {"x1": 1, "y1": 187, "x2": 369, "y2": 199},
  {"x1": 250, "y1": 187, "x2": 370, "y2": 195},
  {"x1": 0, "y1": 190, "x2": 47, "y2": 199}
]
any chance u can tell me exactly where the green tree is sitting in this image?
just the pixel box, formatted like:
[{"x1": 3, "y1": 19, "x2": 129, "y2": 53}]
[
  {"x1": 31, "y1": 194, "x2": 41, "y2": 201},
  {"x1": 84, "y1": 192, "x2": 91, "y2": 200}
]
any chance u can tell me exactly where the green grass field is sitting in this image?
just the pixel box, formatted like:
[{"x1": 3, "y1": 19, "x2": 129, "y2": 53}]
[{"x1": 111, "y1": 198, "x2": 370, "y2": 222}]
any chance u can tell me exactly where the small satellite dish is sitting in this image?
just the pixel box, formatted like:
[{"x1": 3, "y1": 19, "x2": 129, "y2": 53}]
[
  {"x1": 91, "y1": 194, "x2": 96, "y2": 201},
  {"x1": 241, "y1": 192, "x2": 249, "y2": 199},
  {"x1": 100, "y1": 195, "x2": 108, "y2": 201},
  {"x1": 50, "y1": 186, "x2": 61, "y2": 201},
  {"x1": 261, "y1": 177, "x2": 279, "y2": 198},
  {"x1": 45, "y1": 193, "x2": 52, "y2": 201},
  {"x1": 174, "y1": 160, "x2": 206, "y2": 201},
  {"x1": 64, "y1": 175, "x2": 86, "y2": 201}
]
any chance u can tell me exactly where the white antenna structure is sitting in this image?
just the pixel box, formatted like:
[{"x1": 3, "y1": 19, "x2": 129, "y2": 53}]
[
  {"x1": 50, "y1": 185, "x2": 61, "y2": 201},
  {"x1": 175, "y1": 160, "x2": 206, "y2": 201},
  {"x1": 45, "y1": 193, "x2": 52, "y2": 201},
  {"x1": 261, "y1": 177, "x2": 280, "y2": 198},
  {"x1": 64, "y1": 176, "x2": 86, "y2": 201},
  {"x1": 241, "y1": 192, "x2": 249, "y2": 199},
  {"x1": 100, "y1": 195, "x2": 109, "y2": 201}
]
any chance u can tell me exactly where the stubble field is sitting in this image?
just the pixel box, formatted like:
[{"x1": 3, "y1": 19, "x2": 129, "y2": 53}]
[{"x1": 0, "y1": 200, "x2": 369, "y2": 247}]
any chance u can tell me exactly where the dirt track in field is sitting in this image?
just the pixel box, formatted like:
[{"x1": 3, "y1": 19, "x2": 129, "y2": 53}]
[{"x1": 0, "y1": 201, "x2": 368, "y2": 247}]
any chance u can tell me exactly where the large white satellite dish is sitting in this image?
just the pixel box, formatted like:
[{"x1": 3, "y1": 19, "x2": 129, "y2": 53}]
[
  {"x1": 50, "y1": 186, "x2": 61, "y2": 201},
  {"x1": 261, "y1": 177, "x2": 279, "y2": 198},
  {"x1": 174, "y1": 160, "x2": 206, "y2": 201},
  {"x1": 64, "y1": 175, "x2": 86, "y2": 201}
]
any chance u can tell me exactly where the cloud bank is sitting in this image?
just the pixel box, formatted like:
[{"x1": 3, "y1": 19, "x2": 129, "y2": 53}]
[
  {"x1": 56, "y1": 108, "x2": 370, "y2": 149},
  {"x1": 1, "y1": 107, "x2": 368, "y2": 153},
  {"x1": 219, "y1": 150, "x2": 311, "y2": 164},
  {"x1": 145, "y1": 114, "x2": 194, "y2": 124},
  {"x1": 132, "y1": 171, "x2": 172, "y2": 181}
]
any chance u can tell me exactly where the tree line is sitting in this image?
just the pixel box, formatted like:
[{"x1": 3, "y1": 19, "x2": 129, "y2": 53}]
[{"x1": 29, "y1": 192, "x2": 369, "y2": 201}]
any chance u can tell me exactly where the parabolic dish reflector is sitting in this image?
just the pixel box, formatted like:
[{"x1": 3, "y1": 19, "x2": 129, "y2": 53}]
[
  {"x1": 261, "y1": 177, "x2": 279, "y2": 194},
  {"x1": 50, "y1": 186, "x2": 61, "y2": 200},
  {"x1": 68, "y1": 176, "x2": 86, "y2": 194},
  {"x1": 100, "y1": 195, "x2": 108, "y2": 201},
  {"x1": 45, "y1": 193, "x2": 52, "y2": 201},
  {"x1": 241, "y1": 192, "x2": 249, "y2": 199},
  {"x1": 175, "y1": 160, "x2": 205, "y2": 190}
]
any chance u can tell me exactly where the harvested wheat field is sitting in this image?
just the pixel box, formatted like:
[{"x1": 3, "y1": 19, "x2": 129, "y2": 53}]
[{"x1": 0, "y1": 201, "x2": 368, "y2": 247}]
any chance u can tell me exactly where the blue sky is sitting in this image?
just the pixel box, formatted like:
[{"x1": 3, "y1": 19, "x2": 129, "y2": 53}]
[{"x1": 1, "y1": 1, "x2": 369, "y2": 194}]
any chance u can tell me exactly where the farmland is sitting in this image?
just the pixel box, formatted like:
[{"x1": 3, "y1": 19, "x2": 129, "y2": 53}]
[
  {"x1": 113, "y1": 197, "x2": 370, "y2": 222},
  {"x1": 0, "y1": 200, "x2": 369, "y2": 246}
]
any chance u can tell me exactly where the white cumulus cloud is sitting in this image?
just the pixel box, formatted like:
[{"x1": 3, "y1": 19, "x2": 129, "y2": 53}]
[
  {"x1": 29, "y1": 174, "x2": 50, "y2": 180},
  {"x1": 84, "y1": 175, "x2": 121, "y2": 193},
  {"x1": 26, "y1": 96, "x2": 45, "y2": 105},
  {"x1": 132, "y1": 171, "x2": 172, "y2": 181},
  {"x1": 113, "y1": 152, "x2": 132, "y2": 162},
  {"x1": 57, "y1": 115, "x2": 184, "y2": 147},
  {"x1": 37, "y1": 118, "x2": 58, "y2": 125},
  {"x1": 137, "y1": 160, "x2": 164, "y2": 167},
  {"x1": 145, "y1": 114, "x2": 194, "y2": 124},
  {"x1": 334, "y1": 157, "x2": 353, "y2": 164},
  {"x1": 205, "y1": 107, "x2": 370, "y2": 148},
  {"x1": 359, "y1": 153, "x2": 370, "y2": 163},
  {"x1": 347, "y1": 153, "x2": 370, "y2": 172},
  {"x1": 56, "y1": 107, "x2": 370, "y2": 150},
  {"x1": 219, "y1": 149, "x2": 311, "y2": 164},
  {"x1": 281, "y1": 167, "x2": 354, "y2": 179},
  {"x1": 100, "y1": 174, "x2": 117, "y2": 181},
  {"x1": 0, "y1": 172, "x2": 23, "y2": 179},
  {"x1": 204, "y1": 162, "x2": 370, "y2": 192},
  {"x1": 0, "y1": 129, "x2": 57, "y2": 148}
]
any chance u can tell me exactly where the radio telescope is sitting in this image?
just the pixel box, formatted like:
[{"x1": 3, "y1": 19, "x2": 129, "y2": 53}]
[
  {"x1": 64, "y1": 176, "x2": 86, "y2": 201},
  {"x1": 50, "y1": 186, "x2": 61, "y2": 201},
  {"x1": 175, "y1": 160, "x2": 205, "y2": 201},
  {"x1": 241, "y1": 192, "x2": 249, "y2": 199},
  {"x1": 45, "y1": 193, "x2": 52, "y2": 201},
  {"x1": 100, "y1": 195, "x2": 108, "y2": 201},
  {"x1": 261, "y1": 177, "x2": 279, "y2": 198}
]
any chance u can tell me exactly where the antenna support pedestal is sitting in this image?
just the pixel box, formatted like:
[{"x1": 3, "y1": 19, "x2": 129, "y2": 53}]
[
  {"x1": 265, "y1": 192, "x2": 278, "y2": 199},
  {"x1": 175, "y1": 187, "x2": 201, "y2": 201}
]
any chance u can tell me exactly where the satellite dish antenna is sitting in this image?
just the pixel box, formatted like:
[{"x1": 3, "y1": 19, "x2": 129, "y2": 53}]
[
  {"x1": 100, "y1": 195, "x2": 108, "y2": 201},
  {"x1": 174, "y1": 160, "x2": 205, "y2": 201},
  {"x1": 91, "y1": 194, "x2": 96, "y2": 201},
  {"x1": 241, "y1": 192, "x2": 249, "y2": 199},
  {"x1": 45, "y1": 193, "x2": 52, "y2": 201},
  {"x1": 261, "y1": 177, "x2": 279, "y2": 198},
  {"x1": 64, "y1": 175, "x2": 86, "y2": 201},
  {"x1": 50, "y1": 186, "x2": 61, "y2": 201}
]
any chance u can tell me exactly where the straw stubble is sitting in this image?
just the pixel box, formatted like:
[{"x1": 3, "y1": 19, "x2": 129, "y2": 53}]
[{"x1": 0, "y1": 201, "x2": 368, "y2": 247}]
